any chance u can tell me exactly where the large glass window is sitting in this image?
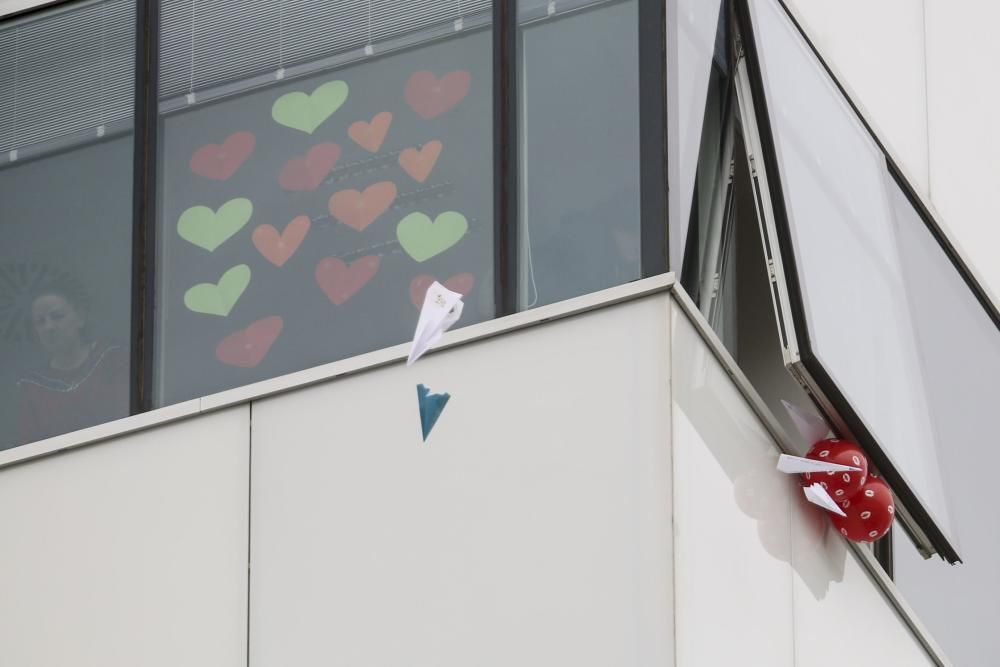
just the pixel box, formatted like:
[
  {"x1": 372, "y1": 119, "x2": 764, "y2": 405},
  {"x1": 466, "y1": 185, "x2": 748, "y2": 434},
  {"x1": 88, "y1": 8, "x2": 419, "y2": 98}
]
[
  {"x1": 0, "y1": 0, "x2": 667, "y2": 447},
  {"x1": 155, "y1": 1, "x2": 494, "y2": 405},
  {"x1": 0, "y1": 0, "x2": 135, "y2": 449},
  {"x1": 517, "y1": 0, "x2": 642, "y2": 308}
]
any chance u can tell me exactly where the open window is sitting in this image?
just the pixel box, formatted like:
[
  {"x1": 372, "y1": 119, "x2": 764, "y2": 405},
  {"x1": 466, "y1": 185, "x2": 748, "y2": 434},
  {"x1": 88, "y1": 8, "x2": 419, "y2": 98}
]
[
  {"x1": 684, "y1": 0, "x2": 1000, "y2": 563},
  {"x1": 683, "y1": 0, "x2": 1000, "y2": 564}
]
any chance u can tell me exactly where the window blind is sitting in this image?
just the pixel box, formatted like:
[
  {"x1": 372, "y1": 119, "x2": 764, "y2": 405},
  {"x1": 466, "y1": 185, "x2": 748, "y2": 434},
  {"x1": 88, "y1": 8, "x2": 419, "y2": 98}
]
[
  {"x1": 0, "y1": 0, "x2": 135, "y2": 155},
  {"x1": 158, "y1": 0, "x2": 492, "y2": 102}
]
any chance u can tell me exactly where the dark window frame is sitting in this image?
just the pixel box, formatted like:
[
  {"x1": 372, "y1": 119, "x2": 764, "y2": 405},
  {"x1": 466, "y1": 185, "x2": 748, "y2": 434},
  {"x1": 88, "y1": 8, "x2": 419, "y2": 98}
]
[{"x1": 0, "y1": 0, "x2": 669, "y2": 430}]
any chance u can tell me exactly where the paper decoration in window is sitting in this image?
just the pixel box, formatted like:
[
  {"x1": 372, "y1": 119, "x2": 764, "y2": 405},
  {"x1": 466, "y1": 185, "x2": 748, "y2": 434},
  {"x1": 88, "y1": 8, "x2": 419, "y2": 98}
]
[
  {"x1": 184, "y1": 264, "x2": 251, "y2": 316},
  {"x1": 252, "y1": 216, "x2": 311, "y2": 267},
  {"x1": 417, "y1": 383, "x2": 451, "y2": 442},
  {"x1": 216, "y1": 316, "x2": 284, "y2": 368},
  {"x1": 279, "y1": 143, "x2": 342, "y2": 191},
  {"x1": 189, "y1": 131, "x2": 256, "y2": 181},
  {"x1": 397, "y1": 211, "x2": 469, "y2": 262},
  {"x1": 177, "y1": 198, "x2": 254, "y2": 252},
  {"x1": 314, "y1": 256, "x2": 381, "y2": 305},
  {"x1": 405, "y1": 70, "x2": 471, "y2": 119},
  {"x1": 399, "y1": 140, "x2": 443, "y2": 183},
  {"x1": 348, "y1": 112, "x2": 393, "y2": 153},
  {"x1": 328, "y1": 182, "x2": 398, "y2": 231},
  {"x1": 271, "y1": 80, "x2": 349, "y2": 134},
  {"x1": 409, "y1": 273, "x2": 474, "y2": 309},
  {"x1": 408, "y1": 280, "x2": 464, "y2": 366}
]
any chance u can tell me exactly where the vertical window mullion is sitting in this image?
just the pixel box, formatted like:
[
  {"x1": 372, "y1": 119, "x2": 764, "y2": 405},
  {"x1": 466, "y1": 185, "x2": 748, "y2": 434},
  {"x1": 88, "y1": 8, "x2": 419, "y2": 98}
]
[
  {"x1": 638, "y1": 0, "x2": 668, "y2": 276},
  {"x1": 130, "y1": 0, "x2": 159, "y2": 414},
  {"x1": 493, "y1": 0, "x2": 518, "y2": 316}
]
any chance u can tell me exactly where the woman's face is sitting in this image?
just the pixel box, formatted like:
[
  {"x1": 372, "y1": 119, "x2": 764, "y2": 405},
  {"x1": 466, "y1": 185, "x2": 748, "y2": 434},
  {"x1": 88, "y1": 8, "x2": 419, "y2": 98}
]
[{"x1": 31, "y1": 294, "x2": 85, "y2": 355}]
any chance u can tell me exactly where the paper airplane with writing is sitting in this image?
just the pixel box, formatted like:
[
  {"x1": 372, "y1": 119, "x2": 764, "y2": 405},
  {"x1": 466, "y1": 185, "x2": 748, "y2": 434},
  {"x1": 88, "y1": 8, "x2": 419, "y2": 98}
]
[
  {"x1": 803, "y1": 482, "x2": 847, "y2": 517},
  {"x1": 776, "y1": 453, "x2": 862, "y2": 475},
  {"x1": 407, "y1": 281, "x2": 464, "y2": 366}
]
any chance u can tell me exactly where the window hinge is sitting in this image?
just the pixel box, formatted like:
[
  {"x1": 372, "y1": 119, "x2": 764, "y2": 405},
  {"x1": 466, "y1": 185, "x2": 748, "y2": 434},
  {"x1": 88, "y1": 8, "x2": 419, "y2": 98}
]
[
  {"x1": 748, "y1": 153, "x2": 758, "y2": 178},
  {"x1": 766, "y1": 258, "x2": 778, "y2": 283}
]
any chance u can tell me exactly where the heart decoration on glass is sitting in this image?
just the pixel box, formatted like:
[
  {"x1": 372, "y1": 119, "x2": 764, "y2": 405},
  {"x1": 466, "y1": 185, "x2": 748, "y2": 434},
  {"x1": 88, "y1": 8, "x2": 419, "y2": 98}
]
[
  {"x1": 279, "y1": 143, "x2": 342, "y2": 191},
  {"x1": 252, "y1": 216, "x2": 311, "y2": 267},
  {"x1": 216, "y1": 316, "x2": 284, "y2": 368},
  {"x1": 399, "y1": 141, "x2": 442, "y2": 183},
  {"x1": 315, "y1": 256, "x2": 381, "y2": 305},
  {"x1": 189, "y1": 131, "x2": 256, "y2": 180},
  {"x1": 404, "y1": 70, "x2": 471, "y2": 119},
  {"x1": 348, "y1": 112, "x2": 392, "y2": 153},
  {"x1": 328, "y1": 181, "x2": 398, "y2": 232}
]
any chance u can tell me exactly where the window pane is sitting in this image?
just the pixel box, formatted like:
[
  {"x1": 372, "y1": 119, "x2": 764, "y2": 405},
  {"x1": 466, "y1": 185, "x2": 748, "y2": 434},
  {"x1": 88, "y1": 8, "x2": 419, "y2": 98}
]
[
  {"x1": 747, "y1": 0, "x2": 1000, "y2": 556},
  {"x1": 0, "y1": 1, "x2": 135, "y2": 449},
  {"x1": 156, "y1": 2, "x2": 493, "y2": 405},
  {"x1": 517, "y1": 0, "x2": 641, "y2": 308}
]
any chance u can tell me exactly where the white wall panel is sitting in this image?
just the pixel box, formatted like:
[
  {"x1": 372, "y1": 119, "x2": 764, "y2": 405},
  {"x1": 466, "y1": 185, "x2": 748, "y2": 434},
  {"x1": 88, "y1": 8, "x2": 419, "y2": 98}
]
[
  {"x1": 925, "y1": 0, "x2": 1000, "y2": 299},
  {"x1": 782, "y1": 0, "x2": 929, "y2": 192},
  {"x1": 671, "y1": 310, "x2": 795, "y2": 667},
  {"x1": 249, "y1": 296, "x2": 674, "y2": 667},
  {"x1": 789, "y1": 499, "x2": 936, "y2": 667},
  {"x1": 0, "y1": 407, "x2": 250, "y2": 667}
]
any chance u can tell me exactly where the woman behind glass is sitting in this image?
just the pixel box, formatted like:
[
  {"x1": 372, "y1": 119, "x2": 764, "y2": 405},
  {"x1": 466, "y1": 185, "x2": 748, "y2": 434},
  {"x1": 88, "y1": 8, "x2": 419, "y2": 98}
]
[{"x1": 17, "y1": 280, "x2": 129, "y2": 445}]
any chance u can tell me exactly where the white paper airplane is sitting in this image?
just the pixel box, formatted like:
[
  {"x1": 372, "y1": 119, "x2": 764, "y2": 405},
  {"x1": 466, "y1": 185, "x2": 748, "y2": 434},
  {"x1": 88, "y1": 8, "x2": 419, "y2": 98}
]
[
  {"x1": 803, "y1": 482, "x2": 847, "y2": 517},
  {"x1": 781, "y1": 399, "x2": 833, "y2": 445},
  {"x1": 407, "y1": 281, "x2": 464, "y2": 366},
  {"x1": 776, "y1": 453, "x2": 862, "y2": 475}
]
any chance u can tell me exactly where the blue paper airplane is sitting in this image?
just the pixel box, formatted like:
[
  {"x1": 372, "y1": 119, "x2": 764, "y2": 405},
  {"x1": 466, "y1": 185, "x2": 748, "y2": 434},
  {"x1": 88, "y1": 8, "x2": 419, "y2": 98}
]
[{"x1": 417, "y1": 383, "x2": 450, "y2": 442}]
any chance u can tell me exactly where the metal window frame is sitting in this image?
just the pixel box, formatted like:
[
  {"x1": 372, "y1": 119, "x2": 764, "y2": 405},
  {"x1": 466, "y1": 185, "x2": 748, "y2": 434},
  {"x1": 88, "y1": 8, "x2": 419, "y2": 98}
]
[
  {"x1": 0, "y1": 0, "x2": 670, "y2": 438},
  {"x1": 731, "y1": 0, "x2": 979, "y2": 563}
]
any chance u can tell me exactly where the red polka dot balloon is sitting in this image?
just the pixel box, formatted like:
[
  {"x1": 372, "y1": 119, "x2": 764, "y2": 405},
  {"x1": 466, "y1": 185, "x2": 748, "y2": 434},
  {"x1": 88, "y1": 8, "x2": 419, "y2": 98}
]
[
  {"x1": 831, "y1": 475, "x2": 895, "y2": 542},
  {"x1": 800, "y1": 438, "x2": 868, "y2": 501}
]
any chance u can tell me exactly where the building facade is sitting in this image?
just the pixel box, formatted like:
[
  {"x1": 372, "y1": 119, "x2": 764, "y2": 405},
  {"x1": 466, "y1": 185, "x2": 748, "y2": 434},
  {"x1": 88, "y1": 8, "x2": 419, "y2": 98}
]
[{"x1": 0, "y1": 0, "x2": 994, "y2": 664}]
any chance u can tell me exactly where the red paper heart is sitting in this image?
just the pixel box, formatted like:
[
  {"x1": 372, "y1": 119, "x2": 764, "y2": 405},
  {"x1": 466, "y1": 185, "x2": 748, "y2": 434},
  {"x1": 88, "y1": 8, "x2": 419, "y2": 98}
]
[
  {"x1": 328, "y1": 181, "x2": 397, "y2": 231},
  {"x1": 348, "y1": 112, "x2": 392, "y2": 152},
  {"x1": 190, "y1": 131, "x2": 256, "y2": 180},
  {"x1": 399, "y1": 140, "x2": 443, "y2": 183},
  {"x1": 315, "y1": 256, "x2": 381, "y2": 305},
  {"x1": 279, "y1": 142, "x2": 341, "y2": 191},
  {"x1": 405, "y1": 70, "x2": 471, "y2": 119},
  {"x1": 216, "y1": 316, "x2": 284, "y2": 368},
  {"x1": 252, "y1": 216, "x2": 311, "y2": 267},
  {"x1": 409, "y1": 273, "x2": 475, "y2": 309}
]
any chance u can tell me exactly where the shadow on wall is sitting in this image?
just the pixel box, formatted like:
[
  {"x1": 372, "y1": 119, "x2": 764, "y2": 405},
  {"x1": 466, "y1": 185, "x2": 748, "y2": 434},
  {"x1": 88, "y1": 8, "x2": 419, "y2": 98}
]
[{"x1": 673, "y1": 312, "x2": 848, "y2": 601}]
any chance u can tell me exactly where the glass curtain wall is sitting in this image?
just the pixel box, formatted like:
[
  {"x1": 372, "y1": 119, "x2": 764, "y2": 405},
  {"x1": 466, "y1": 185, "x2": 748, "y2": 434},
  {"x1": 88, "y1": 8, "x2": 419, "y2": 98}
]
[{"x1": 0, "y1": 0, "x2": 136, "y2": 449}]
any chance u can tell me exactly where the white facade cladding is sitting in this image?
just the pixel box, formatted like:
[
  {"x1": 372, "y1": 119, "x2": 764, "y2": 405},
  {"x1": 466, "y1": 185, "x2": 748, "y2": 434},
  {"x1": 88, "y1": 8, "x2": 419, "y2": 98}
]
[{"x1": 0, "y1": 277, "x2": 951, "y2": 666}]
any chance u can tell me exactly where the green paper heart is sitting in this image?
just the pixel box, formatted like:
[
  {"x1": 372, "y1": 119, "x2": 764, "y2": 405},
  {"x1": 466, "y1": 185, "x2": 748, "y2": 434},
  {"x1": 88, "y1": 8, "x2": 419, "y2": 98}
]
[
  {"x1": 271, "y1": 80, "x2": 349, "y2": 134},
  {"x1": 184, "y1": 264, "x2": 251, "y2": 316},
  {"x1": 177, "y1": 198, "x2": 253, "y2": 252},
  {"x1": 397, "y1": 211, "x2": 469, "y2": 263}
]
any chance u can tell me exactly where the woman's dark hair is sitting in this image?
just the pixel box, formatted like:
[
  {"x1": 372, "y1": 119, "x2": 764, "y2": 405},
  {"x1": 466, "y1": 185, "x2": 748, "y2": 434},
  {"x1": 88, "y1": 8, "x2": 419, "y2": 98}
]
[{"x1": 28, "y1": 274, "x2": 92, "y2": 339}]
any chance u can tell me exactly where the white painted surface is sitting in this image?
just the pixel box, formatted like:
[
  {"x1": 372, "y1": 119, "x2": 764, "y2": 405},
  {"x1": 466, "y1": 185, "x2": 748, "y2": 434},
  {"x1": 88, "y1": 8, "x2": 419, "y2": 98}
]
[
  {"x1": 0, "y1": 406, "x2": 250, "y2": 667},
  {"x1": 672, "y1": 312, "x2": 795, "y2": 667},
  {"x1": 0, "y1": 0, "x2": 57, "y2": 17},
  {"x1": 789, "y1": 502, "x2": 937, "y2": 667},
  {"x1": 782, "y1": 0, "x2": 929, "y2": 193},
  {"x1": 672, "y1": 306, "x2": 937, "y2": 667},
  {"x1": 924, "y1": 0, "x2": 1000, "y2": 302},
  {"x1": 249, "y1": 296, "x2": 674, "y2": 667}
]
